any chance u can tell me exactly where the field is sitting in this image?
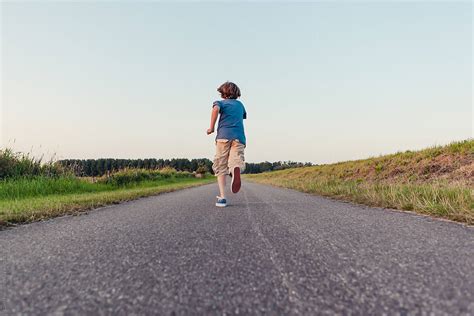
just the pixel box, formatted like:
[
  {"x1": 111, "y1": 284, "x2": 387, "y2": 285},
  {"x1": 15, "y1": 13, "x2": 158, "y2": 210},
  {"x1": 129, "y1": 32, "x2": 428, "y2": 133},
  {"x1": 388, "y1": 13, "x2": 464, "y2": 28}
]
[
  {"x1": 246, "y1": 140, "x2": 474, "y2": 224},
  {"x1": 0, "y1": 152, "x2": 213, "y2": 227}
]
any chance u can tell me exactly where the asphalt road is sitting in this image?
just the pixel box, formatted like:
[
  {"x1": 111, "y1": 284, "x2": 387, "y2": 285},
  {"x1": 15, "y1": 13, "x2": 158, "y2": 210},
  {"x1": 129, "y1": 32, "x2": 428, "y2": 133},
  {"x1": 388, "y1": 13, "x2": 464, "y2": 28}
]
[{"x1": 1, "y1": 182, "x2": 473, "y2": 315}]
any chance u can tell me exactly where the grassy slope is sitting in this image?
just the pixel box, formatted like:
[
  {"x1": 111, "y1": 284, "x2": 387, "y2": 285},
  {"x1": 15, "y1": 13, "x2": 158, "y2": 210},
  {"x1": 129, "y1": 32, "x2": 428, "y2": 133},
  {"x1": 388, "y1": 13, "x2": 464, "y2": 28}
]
[
  {"x1": 0, "y1": 177, "x2": 213, "y2": 226},
  {"x1": 246, "y1": 140, "x2": 474, "y2": 224}
]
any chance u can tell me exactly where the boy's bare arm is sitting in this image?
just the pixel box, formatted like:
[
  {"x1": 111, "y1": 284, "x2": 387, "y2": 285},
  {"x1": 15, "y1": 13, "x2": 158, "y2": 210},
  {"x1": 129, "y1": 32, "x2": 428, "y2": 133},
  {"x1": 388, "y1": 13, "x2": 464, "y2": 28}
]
[{"x1": 207, "y1": 106, "x2": 219, "y2": 135}]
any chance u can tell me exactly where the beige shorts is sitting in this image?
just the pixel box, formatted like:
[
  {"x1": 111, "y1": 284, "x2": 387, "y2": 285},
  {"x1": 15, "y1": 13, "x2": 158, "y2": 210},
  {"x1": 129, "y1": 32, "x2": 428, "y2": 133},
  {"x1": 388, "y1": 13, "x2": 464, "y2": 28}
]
[{"x1": 212, "y1": 139, "x2": 246, "y2": 176}]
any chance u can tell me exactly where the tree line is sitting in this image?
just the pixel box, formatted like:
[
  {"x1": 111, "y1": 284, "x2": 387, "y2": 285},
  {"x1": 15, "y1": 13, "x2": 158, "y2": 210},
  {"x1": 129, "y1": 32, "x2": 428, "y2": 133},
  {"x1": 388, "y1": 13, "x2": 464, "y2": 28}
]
[
  {"x1": 245, "y1": 161, "x2": 313, "y2": 174},
  {"x1": 57, "y1": 158, "x2": 313, "y2": 177},
  {"x1": 58, "y1": 158, "x2": 213, "y2": 177}
]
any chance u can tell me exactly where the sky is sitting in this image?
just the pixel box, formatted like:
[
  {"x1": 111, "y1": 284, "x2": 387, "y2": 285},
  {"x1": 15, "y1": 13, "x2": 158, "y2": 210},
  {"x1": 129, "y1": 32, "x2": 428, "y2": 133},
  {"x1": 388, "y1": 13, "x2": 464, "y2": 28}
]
[{"x1": 1, "y1": 1, "x2": 472, "y2": 164}]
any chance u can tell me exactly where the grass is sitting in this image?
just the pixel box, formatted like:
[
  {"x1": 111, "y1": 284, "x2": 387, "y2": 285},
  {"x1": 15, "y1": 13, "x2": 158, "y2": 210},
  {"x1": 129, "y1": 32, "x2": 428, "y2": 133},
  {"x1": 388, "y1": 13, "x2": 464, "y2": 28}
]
[
  {"x1": 0, "y1": 149, "x2": 214, "y2": 227},
  {"x1": 0, "y1": 169, "x2": 214, "y2": 227},
  {"x1": 0, "y1": 147, "x2": 65, "y2": 178},
  {"x1": 246, "y1": 139, "x2": 474, "y2": 225},
  {"x1": 0, "y1": 176, "x2": 112, "y2": 200}
]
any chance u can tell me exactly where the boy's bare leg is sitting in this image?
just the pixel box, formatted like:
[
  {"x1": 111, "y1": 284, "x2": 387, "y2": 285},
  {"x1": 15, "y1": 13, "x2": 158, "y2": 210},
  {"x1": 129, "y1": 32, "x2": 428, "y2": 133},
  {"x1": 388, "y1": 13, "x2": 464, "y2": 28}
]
[{"x1": 217, "y1": 174, "x2": 226, "y2": 198}]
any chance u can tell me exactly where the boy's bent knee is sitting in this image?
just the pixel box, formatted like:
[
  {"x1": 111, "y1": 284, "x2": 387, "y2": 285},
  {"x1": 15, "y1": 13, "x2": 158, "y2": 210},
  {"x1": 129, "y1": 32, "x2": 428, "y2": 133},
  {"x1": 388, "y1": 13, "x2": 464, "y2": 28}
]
[
  {"x1": 228, "y1": 140, "x2": 246, "y2": 172},
  {"x1": 212, "y1": 158, "x2": 229, "y2": 176}
]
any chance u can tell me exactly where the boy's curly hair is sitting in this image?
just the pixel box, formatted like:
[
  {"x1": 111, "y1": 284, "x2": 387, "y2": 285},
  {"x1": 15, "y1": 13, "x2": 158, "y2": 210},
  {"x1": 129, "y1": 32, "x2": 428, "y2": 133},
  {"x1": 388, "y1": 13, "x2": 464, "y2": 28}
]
[{"x1": 217, "y1": 82, "x2": 241, "y2": 99}]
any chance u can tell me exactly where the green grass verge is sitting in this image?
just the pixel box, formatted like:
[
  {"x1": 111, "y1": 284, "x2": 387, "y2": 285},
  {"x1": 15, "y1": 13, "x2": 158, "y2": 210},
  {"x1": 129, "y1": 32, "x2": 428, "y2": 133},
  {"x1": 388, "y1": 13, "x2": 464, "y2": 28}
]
[
  {"x1": 0, "y1": 177, "x2": 214, "y2": 227},
  {"x1": 0, "y1": 168, "x2": 198, "y2": 200},
  {"x1": 245, "y1": 140, "x2": 473, "y2": 224},
  {"x1": 245, "y1": 174, "x2": 473, "y2": 224},
  {"x1": 0, "y1": 176, "x2": 113, "y2": 200}
]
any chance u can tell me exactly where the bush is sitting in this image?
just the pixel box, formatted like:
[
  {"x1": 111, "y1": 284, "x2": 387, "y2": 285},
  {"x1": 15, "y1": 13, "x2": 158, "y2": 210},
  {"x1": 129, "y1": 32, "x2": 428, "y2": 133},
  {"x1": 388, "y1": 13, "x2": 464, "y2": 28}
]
[
  {"x1": 98, "y1": 168, "x2": 193, "y2": 186},
  {"x1": 196, "y1": 165, "x2": 208, "y2": 174},
  {"x1": 0, "y1": 148, "x2": 66, "y2": 179}
]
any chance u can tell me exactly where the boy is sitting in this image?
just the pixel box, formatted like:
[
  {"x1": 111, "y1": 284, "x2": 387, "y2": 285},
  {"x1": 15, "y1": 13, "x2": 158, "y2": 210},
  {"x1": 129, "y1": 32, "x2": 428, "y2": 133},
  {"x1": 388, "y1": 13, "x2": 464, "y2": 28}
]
[{"x1": 207, "y1": 81, "x2": 247, "y2": 207}]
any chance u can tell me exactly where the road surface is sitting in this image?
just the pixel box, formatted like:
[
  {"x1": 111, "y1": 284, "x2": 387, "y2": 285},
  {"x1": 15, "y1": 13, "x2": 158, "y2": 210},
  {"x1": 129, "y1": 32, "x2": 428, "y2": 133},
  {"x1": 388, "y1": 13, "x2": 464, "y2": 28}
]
[{"x1": 1, "y1": 182, "x2": 473, "y2": 315}]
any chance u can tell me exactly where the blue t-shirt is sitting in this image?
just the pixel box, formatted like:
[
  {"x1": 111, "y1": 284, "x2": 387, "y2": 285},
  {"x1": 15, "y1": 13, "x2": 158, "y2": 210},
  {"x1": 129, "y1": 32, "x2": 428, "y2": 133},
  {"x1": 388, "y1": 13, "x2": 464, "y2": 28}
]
[{"x1": 213, "y1": 99, "x2": 247, "y2": 145}]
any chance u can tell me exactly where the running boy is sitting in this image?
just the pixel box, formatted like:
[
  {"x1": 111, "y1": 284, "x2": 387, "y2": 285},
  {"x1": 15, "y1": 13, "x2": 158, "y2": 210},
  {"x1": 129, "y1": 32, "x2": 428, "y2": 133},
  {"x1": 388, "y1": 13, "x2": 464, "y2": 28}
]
[{"x1": 206, "y1": 82, "x2": 247, "y2": 207}]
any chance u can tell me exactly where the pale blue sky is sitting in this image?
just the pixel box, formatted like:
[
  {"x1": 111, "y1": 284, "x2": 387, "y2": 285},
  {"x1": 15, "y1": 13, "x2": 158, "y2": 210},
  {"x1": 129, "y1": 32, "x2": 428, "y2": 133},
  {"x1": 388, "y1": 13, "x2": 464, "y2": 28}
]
[{"x1": 1, "y1": 1, "x2": 472, "y2": 163}]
